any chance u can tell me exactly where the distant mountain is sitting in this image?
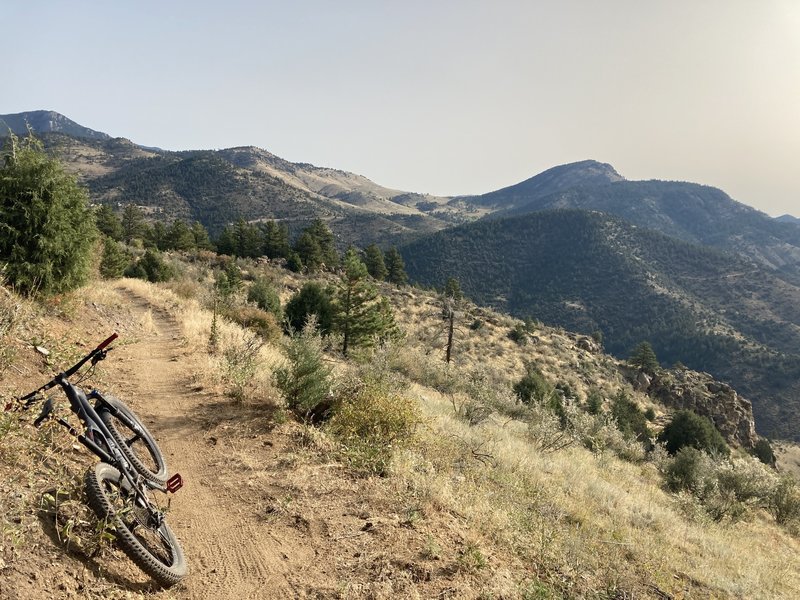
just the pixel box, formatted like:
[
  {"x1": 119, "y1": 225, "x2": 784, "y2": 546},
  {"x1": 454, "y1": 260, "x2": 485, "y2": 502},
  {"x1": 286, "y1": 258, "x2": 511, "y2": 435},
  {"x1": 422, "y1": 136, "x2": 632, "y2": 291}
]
[
  {"x1": 463, "y1": 160, "x2": 625, "y2": 210},
  {"x1": 0, "y1": 111, "x2": 457, "y2": 244},
  {"x1": 476, "y1": 174, "x2": 800, "y2": 274},
  {"x1": 401, "y1": 210, "x2": 800, "y2": 440},
  {"x1": 776, "y1": 214, "x2": 800, "y2": 225},
  {"x1": 0, "y1": 110, "x2": 111, "y2": 140}
]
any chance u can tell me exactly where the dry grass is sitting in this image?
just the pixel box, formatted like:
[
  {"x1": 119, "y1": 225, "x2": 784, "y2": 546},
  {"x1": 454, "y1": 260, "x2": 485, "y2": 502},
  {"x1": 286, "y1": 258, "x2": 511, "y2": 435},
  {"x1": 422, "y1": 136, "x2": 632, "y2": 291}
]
[
  {"x1": 4, "y1": 264, "x2": 800, "y2": 598},
  {"x1": 392, "y1": 382, "x2": 800, "y2": 598}
]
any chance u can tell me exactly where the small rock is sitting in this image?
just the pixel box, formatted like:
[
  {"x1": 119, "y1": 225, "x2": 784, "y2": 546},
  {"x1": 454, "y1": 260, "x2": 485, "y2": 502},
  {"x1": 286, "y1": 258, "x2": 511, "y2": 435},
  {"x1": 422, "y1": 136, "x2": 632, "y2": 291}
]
[{"x1": 35, "y1": 346, "x2": 50, "y2": 357}]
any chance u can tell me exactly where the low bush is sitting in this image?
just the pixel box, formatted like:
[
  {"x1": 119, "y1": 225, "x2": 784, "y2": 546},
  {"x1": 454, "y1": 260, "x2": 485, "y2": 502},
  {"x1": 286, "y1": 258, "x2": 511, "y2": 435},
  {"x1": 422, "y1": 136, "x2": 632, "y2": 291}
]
[
  {"x1": 611, "y1": 392, "x2": 651, "y2": 443},
  {"x1": 224, "y1": 305, "x2": 281, "y2": 342},
  {"x1": 274, "y1": 321, "x2": 333, "y2": 421},
  {"x1": 658, "y1": 410, "x2": 729, "y2": 456},
  {"x1": 247, "y1": 277, "x2": 282, "y2": 320},
  {"x1": 326, "y1": 372, "x2": 420, "y2": 476},
  {"x1": 770, "y1": 477, "x2": 800, "y2": 526}
]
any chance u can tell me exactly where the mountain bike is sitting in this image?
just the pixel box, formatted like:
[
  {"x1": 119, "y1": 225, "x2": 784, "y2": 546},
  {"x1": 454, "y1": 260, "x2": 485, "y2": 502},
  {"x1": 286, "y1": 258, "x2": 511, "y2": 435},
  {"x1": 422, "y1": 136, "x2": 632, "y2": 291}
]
[{"x1": 5, "y1": 333, "x2": 187, "y2": 587}]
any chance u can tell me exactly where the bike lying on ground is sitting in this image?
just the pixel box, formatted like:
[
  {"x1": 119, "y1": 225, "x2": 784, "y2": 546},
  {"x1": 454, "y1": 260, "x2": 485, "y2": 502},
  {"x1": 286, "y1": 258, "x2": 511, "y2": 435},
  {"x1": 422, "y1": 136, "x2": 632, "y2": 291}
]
[{"x1": 5, "y1": 333, "x2": 187, "y2": 587}]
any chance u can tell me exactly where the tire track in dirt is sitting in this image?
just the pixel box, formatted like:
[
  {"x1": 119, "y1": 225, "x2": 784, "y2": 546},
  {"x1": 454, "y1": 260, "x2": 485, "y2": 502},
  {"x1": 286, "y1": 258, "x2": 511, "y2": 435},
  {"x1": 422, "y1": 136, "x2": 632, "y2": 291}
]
[{"x1": 110, "y1": 288, "x2": 310, "y2": 600}]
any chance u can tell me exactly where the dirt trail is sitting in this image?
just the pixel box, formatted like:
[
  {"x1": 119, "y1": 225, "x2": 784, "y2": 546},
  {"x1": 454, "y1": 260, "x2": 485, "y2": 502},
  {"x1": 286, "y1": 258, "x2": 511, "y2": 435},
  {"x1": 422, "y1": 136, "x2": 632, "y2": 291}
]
[{"x1": 111, "y1": 290, "x2": 310, "y2": 599}]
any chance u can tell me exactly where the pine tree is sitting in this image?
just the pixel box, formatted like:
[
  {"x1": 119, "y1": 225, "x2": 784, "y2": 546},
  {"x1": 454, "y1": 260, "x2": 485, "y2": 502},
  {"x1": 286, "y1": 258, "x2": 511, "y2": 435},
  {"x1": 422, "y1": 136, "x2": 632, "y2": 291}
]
[
  {"x1": 364, "y1": 244, "x2": 388, "y2": 280},
  {"x1": 334, "y1": 249, "x2": 385, "y2": 356},
  {"x1": 190, "y1": 221, "x2": 213, "y2": 250},
  {"x1": 166, "y1": 219, "x2": 196, "y2": 251},
  {"x1": 99, "y1": 238, "x2": 130, "y2": 279},
  {"x1": 305, "y1": 218, "x2": 338, "y2": 268},
  {"x1": 121, "y1": 204, "x2": 147, "y2": 244},
  {"x1": 0, "y1": 133, "x2": 97, "y2": 295},
  {"x1": 629, "y1": 341, "x2": 659, "y2": 373},
  {"x1": 385, "y1": 247, "x2": 408, "y2": 285},
  {"x1": 260, "y1": 220, "x2": 290, "y2": 259},
  {"x1": 294, "y1": 231, "x2": 324, "y2": 272},
  {"x1": 95, "y1": 204, "x2": 123, "y2": 241}
]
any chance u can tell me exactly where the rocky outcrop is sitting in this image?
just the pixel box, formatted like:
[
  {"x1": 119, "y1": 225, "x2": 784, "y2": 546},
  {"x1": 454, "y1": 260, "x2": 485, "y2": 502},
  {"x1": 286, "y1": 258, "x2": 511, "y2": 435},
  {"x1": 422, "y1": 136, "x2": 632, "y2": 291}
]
[{"x1": 646, "y1": 369, "x2": 758, "y2": 449}]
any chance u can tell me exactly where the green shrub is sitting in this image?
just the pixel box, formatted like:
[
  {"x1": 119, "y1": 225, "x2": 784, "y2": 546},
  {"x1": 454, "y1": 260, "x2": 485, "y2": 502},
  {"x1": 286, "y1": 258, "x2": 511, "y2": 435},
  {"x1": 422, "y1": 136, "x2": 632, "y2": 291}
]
[
  {"x1": 247, "y1": 277, "x2": 282, "y2": 320},
  {"x1": 663, "y1": 447, "x2": 714, "y2": 497},
  {"x1": 658, "y1": 410, "x2": 729, "y2": 456},
  {"x1": 508, "y1": 323, "x2": 528, "y2": 346},
  {"x1": 285, "y1": 282, "x2": 334, "y2": 335},
  {"x1": 751, "y1": 438, "x2": 776, "y2": 467},
  {"x1": 326, "y1": 374, "x2": 420, "y2": 476},
  {"x1": 224, "y1": 305, "x2": 281, "y2": 342},
  {"x1": 274, "y1": 322, "x2": 333, "y2": 421},
  {"x1": 770, "y1": 477, "x2": 800, "y2": 525},
  {"x1": 611, "y1": 392, "x2": 651, "y2": 443},
  {"x1": 125, "y1": 249, "x2": 174, "y2": 283},
  {"x1": 513, "y1": 367, "x2": 551, "y2": 405}
]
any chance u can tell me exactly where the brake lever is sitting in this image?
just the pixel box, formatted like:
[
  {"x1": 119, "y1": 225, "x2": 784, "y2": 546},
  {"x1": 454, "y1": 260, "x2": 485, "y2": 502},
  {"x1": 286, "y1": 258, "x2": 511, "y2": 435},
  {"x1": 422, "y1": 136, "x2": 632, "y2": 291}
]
[{"x1": 91, "y1": 349, "x2": 109, "y2": 366}]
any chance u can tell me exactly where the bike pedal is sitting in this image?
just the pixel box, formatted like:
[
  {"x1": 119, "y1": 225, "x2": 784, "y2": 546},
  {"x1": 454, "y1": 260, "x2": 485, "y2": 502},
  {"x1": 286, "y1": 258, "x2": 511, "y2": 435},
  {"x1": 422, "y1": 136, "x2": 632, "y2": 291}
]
[{"x1": 166, "y1": 473, "x2": 183, "y2": 493}]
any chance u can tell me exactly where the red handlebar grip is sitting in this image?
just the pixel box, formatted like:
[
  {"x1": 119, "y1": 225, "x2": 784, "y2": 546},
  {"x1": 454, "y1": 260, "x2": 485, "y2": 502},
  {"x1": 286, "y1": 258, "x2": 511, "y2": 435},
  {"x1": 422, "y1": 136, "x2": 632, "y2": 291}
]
[{"x1": 97, "y1": 333, "x2": 119, "y2": 351}]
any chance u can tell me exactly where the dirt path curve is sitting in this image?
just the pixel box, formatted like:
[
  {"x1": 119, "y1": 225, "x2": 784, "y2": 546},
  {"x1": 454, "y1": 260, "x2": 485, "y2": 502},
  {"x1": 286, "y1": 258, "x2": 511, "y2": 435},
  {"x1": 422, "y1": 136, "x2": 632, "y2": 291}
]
[{"x1": 110, "y1": 289, "x2": 309, "y2": 600}]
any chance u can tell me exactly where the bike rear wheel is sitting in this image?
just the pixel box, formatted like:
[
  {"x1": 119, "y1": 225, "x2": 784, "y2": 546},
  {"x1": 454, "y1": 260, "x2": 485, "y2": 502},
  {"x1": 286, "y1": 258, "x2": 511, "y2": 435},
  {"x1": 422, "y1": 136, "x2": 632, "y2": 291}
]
[
  {"x1": 96, "y1": 394, "x2": 168, "y2": 485},
  {"x1": 85, "y1": 463, "x2": 187, "y2": 587}
]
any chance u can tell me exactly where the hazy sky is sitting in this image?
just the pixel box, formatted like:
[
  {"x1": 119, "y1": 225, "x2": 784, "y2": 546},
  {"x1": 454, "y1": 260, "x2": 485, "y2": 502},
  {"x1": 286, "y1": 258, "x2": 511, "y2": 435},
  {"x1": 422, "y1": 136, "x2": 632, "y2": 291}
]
[{"x1": 4, "y1": 1, "x2": 799, "y2": 215}]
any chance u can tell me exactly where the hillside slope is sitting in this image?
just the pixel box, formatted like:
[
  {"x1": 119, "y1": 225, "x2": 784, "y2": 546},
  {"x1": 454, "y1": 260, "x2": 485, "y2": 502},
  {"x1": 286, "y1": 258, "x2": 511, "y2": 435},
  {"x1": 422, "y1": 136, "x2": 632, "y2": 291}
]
[
  {"x1": 488, "y1": 178, "x2": 800, "y2": 273},
  {"x1": 4, "y1": 255, "x2": 800, "y2": 598},
  {"x1": 401, "y1": 209, "x2": 800, "y2": 439}
]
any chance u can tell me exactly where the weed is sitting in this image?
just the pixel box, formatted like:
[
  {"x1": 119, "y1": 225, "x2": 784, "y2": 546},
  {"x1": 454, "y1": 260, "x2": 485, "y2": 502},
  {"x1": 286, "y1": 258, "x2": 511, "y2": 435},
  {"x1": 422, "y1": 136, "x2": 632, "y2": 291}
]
[{"x1": 456, "y1": 543, "x2": 487, "y2": 572}]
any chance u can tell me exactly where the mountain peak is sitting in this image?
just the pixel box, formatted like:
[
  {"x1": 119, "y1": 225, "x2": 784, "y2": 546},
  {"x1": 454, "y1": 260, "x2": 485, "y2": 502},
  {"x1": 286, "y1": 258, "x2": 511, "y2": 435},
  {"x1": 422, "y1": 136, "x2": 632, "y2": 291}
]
[
  {"x1": 469, "y1": 159, "x2": 625, "y2": 210},
  {"x1": 0, "y1": 110, "x2": 111, "y2": 141}
]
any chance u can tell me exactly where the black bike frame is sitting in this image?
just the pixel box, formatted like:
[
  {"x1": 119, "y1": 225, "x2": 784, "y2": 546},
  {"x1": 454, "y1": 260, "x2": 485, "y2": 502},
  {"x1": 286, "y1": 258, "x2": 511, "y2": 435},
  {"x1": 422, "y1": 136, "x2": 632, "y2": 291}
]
[{"x1": 12, "y1": 333, "x2": 173, "y2": 512}]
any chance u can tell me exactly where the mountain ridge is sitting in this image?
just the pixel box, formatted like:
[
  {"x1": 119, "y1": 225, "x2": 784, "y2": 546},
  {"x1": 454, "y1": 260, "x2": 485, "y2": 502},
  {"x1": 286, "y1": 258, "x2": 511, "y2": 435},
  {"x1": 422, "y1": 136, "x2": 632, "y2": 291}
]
[{"x1": 400, "y1": 209, "x2": 800, "y2": 440}]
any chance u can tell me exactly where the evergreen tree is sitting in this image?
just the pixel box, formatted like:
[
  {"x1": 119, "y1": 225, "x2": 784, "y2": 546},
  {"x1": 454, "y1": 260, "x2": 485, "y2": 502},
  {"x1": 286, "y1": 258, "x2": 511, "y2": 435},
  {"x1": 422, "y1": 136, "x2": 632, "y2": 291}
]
[
  {"x1": 364, "y1": 244, "x2": 388, "y2": 280},
  {"x1": 629, "y1": 341, "x2": 659, "y2": 373},
  {"x1": 216, "y1": 225, "x2": 236, "y2": 256},
  {"x1": 190, "y1": 221, "x2": 213, "y2": 250},
  {"x1": 333, "y1": 249, "x2": 386, "y2": 356},
  {"x1": 260, "y1": 220, "x2": 290, "y2": 259},
  {"x1": 285, "y1": 282, "x2": 335, "y2": 335},
  {"x1": 146, "y1": 221, "x2": 166, "y2": 250},
  {"x1": 294, "y1": 231, "x2": 324, "y2": 272},
  {"x1": 95, "y1": 204, "x2": 123, "y2": 241},
  {"x1": 121, "y1": 203, "x2": 147, "y2": 244},
  {"x1": 99, "y1": 237, "x2": 130, "y2": 279},
  {"x1": 233, "y1": 219, "x2": 262, "y2": 258},
  {"x1": 385, "y1": 246, "x2": 408, "y2": 285},
  {"x1": 0, "y1": 133, "x2": 97, "y2": 295},
  {"x1": 305, "y1": 218, "x2": 338, "y2": 268},
  {"x1": 658, "y1": 410, "x2": 729, "y2": 455},
  {"x1": 167, "y1": 219, "x2": 196, "y2": 251}
]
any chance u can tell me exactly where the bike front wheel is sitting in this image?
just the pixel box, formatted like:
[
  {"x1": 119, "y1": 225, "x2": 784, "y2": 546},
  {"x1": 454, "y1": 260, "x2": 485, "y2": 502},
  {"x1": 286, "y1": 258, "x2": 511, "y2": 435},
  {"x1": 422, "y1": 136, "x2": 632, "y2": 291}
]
[
  {"x1": 96, "y1": 394, "x2": 168, "y2": 485},
  {"x1": 85, "y1": 463, "x2": 187, "y2": 587}
]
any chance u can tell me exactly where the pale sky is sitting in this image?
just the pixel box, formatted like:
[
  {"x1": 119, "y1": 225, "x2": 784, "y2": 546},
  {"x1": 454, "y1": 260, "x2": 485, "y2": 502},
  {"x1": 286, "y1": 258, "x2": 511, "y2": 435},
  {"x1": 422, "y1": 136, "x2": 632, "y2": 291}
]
[{"x1": 4, "y1": 1, "x2": 799, "y2": 216}]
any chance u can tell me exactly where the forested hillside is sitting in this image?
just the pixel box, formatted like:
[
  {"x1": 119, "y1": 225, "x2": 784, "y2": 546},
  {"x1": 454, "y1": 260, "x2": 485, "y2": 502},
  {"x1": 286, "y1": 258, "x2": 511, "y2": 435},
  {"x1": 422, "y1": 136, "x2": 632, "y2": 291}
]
[{"x1": 401, "y1": 210, "x2": 800, "y2": 439}]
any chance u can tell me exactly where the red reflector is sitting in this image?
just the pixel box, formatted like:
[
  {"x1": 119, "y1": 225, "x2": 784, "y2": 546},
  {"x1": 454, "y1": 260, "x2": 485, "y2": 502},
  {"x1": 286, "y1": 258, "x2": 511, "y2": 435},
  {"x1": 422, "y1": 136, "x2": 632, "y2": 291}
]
[{"x1": 166, "y1": 473, "x2": 183, "y2": 493}]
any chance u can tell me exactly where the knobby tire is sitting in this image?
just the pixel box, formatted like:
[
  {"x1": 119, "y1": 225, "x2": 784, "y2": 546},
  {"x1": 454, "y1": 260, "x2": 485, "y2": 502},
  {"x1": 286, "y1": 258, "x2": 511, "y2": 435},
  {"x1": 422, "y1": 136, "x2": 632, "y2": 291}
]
[{"x1": 84, "y1": 463, "x2": 186, "y2": 587}]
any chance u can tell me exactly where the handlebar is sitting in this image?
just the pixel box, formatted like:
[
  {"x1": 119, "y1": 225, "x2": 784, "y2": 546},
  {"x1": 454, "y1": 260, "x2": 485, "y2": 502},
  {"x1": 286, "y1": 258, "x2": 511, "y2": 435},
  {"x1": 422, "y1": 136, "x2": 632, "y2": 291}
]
[{"x1": 6, "y1": 334, "x2": 120, "y2": 412}]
